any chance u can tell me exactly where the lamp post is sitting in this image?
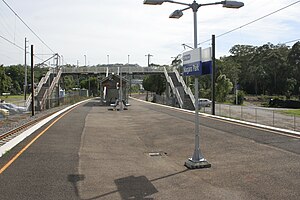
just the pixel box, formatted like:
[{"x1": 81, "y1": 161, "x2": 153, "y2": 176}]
[
  {"x1": 145, "y1": 54, "x2": 153, "y2": 67},
  {"x1": 144, "y1": 0, "x2": 243, "y2": 169},
  {"x1": 84, "y1": 54, "x2": 90, "y2": 96},
  {"x1": 127, "y1": 55, "x2": 131, "y2": 99},
  {"x1": 119, "y1": 64, "x2": 123, "y2": 111},
  {"x1": 107, "y1": 54, "x2": 110, "y2": 74},
  {"x1": 24, "y1": 37, "x2": 29, "y2": 101}
]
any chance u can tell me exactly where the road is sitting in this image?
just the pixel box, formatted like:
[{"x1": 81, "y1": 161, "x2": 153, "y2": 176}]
[{"x1": 0, "y1": 98, "x2": 299, "y2": 200}]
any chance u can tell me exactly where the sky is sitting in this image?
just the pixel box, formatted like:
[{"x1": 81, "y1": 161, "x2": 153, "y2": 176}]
[{"x1": 0, "y1": 0, "x2": 299, "y2": 67}]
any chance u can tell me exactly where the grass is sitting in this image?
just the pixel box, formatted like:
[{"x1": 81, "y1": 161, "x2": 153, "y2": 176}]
[
  {"x1": 280, "y1": 109, "x2": 300, "y2": 117},
  {"x1": 0, "y1": 95, "x2": 25, "y2": 104},
  {"x1": 0, "y1": 95, "x2": 28, "y2": 106}
]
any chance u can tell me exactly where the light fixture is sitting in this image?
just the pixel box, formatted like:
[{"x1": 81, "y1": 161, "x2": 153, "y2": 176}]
[
  {"x1": 222, "y1": 1, "x2": 244, "y2": 8},
  {"x1": 143, "y1": 0, "x2": 165, "y2": 5},
  {"x1": 169, "y1": 10, "x2": 183, "y2": 18}
]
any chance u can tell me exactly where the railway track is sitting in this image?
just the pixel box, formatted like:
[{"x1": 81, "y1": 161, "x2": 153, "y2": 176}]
[{"x1": 0, "y1": 111, "x2": 58, "y2": 146}]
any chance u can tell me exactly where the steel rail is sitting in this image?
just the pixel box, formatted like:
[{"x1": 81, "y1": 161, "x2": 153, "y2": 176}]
[{"x1": 0, "y1": 111, "x2": 58, "y2": 143}]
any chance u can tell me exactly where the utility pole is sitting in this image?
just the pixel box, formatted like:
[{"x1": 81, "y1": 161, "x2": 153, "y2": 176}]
[
  {"x1": 76, "y1": 60, "x2": 79, "y2": 88},
  {"x1": 120, "y1": 64, "x2": 123, "y2": 111},
  {"x1": 24, "y1": 37, "x2": 28, "y2": 101},
  {"x1": 212, "y1": 35, "x2": 216, "y2": 115},
  {"x1": 31, "y1": 45, "x2": 34, "y2": 116},
  {"x1": 88, "y1": 76, "x2": 91, "y2": 97},
  {"x1": 145, "y1": 54, "x2": 153, "y2": 67},
  {"x1": 56, "y1": 54, "x2": 60, "y2": 106},
  {"x1": 128, "y1": 55, "x2": 131, "y2": 97},
  {"x1": 84, "y1": 55, "x2": 90, "y2": 96}
]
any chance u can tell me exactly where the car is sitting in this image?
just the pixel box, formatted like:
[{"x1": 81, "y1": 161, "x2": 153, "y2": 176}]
[
  {"x1": 198, "y1": 98, "x2": 212, "y2": 107},
  {"x1": 0, "y1": 103, "x2": 26, "y2": 114},
  {"x1": 0, "y1": 108, "x2": 9, "y2": 118}
]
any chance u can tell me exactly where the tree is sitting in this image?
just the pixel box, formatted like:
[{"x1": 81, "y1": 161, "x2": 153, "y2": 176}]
[
  {"x1": 285, "y1": 78, "x2": 297, "y2": 99},
  {"x1": 229, "y1": 44, "x2": 256, "y2": 57},
  {"x1": 0, "y1": 65, "x2": 12, "y2": 95},
  {"x1": 63, "y1": 75, "x2": 76, "y2": 92},
  {"x1": 229, "y1": 44, "x2": 256, "y2": 94},
  {"x1": 288, "y1": 41, "x2": 300, "y2": 98},
  {"x1": 6, "y1": 65, "x2": 24, "y2": 95},
  {"x1": 142, "y1": 74, "x2": 166, "y2": 95},
  {"x1": 217, "y1": 56, "x2": 241, "y2": 98},
  {"x1": 262, "y1": 50, "x2": 288, "y2": 95},
  {"x1": 228, "y1": 43, "x2": 292, "y2": 96},
  {"x1": 216, "y1": 74, "x2": 233, "y2": 102},
  {"x1": 80, "y1": 76, "x2": 99, "y2": 96}
]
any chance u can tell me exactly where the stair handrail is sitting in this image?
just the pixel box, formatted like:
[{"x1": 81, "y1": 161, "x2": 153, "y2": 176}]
[
  {"x1": 40, "y1": 67, "x2": 62, "y2": 110},
  {"x1": 103, "y1": 67, "x2": 109, "y2": 100},
  {"x1": 25, "y1": 93, "x2": 32, "y2": 111},
  {"x1": 25, "y1": 68, "x2": 54, "y2": 111},
  {"x1": 173, "y1": 68, "x2": 195, "y2": 108},
  {"x1": 48, "y1": 68, "x2": 62, "y2": 96},
  {"x1": 35, "y1": 68, "x2": 53, "y2": 96},
  {"x1": 39, "y1": 88, "x2": 49, "y2": 110},
  {"x1": 163, "y1": 67, "x2": 183, "y2": 108}
]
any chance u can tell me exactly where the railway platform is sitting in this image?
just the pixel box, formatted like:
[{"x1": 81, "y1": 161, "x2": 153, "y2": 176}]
[{"x1": 0, "y1": 98, "x2": 299, "y2": 200}]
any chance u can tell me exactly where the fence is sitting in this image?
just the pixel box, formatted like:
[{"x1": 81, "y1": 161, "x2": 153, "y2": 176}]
[
  {"x1": 46, "y1": 95, "x2": 89, "y2": 109},
  {"x1": 201, "y1": 104, "x2": 300, "y2": 132}
]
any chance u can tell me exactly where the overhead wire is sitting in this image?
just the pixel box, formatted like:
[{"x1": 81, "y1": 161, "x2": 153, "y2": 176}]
[
  {"x1": 0, "y1": 34, "x2": 47, "y2": 62},
  {"x1": 0, "y1": 34, "x2": 23, "y2": 50},
  {"x1": 282, "y1": 38, "x2": 300, "y2": 45},
  {"x1": 0, "y1": 5, "x2": 17, "y2": 40},
  {"x1": 1, "y1": 0, "x2": 55, "y2": 54},
  {"x1": 199, "y1": 0, "x2": 300, "y2": 45}
]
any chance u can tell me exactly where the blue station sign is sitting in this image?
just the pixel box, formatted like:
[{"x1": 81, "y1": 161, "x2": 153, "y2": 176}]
[{"x1": 182, "y1": 47, "x2": 212, "y2": 76}]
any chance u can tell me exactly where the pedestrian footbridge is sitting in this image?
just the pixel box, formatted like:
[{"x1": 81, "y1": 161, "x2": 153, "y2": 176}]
[{"x1": 26, "y1": 66, "x2": 196, "y2": 112}]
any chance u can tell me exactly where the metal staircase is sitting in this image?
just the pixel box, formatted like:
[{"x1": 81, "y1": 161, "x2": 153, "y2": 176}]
[
  {"x1": 173, "y1": 68, "x2": 195, "y2": 110},
  {"x1": 163, "y1": 67, "x2": 183, "y2": 108},
  {"x1": 25, "y1": 68, "x2": 62, "y2": 111},
  {"x1": 163, "y1": 67, "x2": 195, "y2": 110}
]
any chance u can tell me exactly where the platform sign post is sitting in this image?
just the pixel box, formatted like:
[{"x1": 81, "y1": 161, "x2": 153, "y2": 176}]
[
  {"x1": 183, "y1": 47, "x2": 211, "y2": 169},
  {"x1": 183, "y1": 48, "x2": 202, "y2": 76},
  {"x1": 183, "y1": 47, "x2": 212, "y2": 76}
]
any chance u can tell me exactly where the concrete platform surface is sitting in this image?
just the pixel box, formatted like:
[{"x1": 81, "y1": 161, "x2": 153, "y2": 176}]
[
  {"x1": 78, "y1": 99, "x2": 300, "y2": 200},
  {"x1": 0, "y1": 98, "x2": 299, "y2": 200}
]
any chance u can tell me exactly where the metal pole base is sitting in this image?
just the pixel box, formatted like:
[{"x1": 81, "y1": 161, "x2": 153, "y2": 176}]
[{"x1": 185, "y1": 158, "x2": 211, "y2": 169}]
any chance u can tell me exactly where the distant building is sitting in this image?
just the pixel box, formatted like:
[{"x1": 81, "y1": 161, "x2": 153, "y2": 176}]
[{"x1": 100, "y1": 74, "x2": 128, "y2": 105}]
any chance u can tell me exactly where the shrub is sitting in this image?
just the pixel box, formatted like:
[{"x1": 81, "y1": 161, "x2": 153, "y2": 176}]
[{"x1": 233, "y1": 90, "x2": 245, "y2": 105}]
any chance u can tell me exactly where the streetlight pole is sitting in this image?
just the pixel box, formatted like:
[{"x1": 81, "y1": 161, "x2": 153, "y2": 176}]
[
  {"x1": 107, "y1": 54, "x2": 110, "y2": 74},
  {"x1": 24, "y1": 37, "x2": 28, "y2": 101},
  {"x1": 31, "y1": 45, "x2": 34, "y2": 116},
  {"x1": 84, "y1": 54, "x2": 90, "y2": 96},
  {"x1": 190, "y1": 1, "x2": 205, "y2": 165},
  {"x1": 144, "y1": 0, "x2": 244, "y2": 169},
  {"x1": 145, "y1": 54, "x2": 153, "y2": 67},
  {"x1": 127, "y1": 55, "x2": 130, "y2": 99},
  {"x1": 120, "y1": 63, "x2": 123, "y2": 111}
]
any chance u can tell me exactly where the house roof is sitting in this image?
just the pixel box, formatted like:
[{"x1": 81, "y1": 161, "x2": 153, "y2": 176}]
[{"x1": 100, "y1": 74, "x2": 128, "y2": 84}]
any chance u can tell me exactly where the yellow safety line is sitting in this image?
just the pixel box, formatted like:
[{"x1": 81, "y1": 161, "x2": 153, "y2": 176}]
[{"x1": 0, "y1": 105, "x2": 78, "y2": 174}]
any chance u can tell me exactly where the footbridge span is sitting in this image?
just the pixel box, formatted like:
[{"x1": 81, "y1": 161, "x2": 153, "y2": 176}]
[{"x1": 26, "y1": 66, "x2": 195, "y2": 112}]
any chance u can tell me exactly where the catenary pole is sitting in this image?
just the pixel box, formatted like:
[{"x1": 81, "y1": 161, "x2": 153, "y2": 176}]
[{"x1": 31, "y1": 45, "x2": 34, "y2": 116}]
